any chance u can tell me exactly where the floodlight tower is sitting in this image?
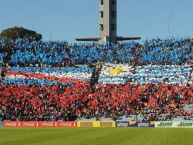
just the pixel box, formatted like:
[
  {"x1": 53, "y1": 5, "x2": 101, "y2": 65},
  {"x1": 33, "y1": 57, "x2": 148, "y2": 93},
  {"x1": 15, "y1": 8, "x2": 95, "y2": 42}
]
[{"x1": 76, "y1": 0, "x2": 140, "y2": 43}]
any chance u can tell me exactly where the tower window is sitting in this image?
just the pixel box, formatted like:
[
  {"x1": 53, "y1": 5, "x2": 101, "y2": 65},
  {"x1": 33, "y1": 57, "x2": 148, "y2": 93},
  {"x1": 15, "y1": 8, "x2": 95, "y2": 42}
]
[
  {"x1": 111, "y1": 0, "x2": 116, "y2": 5},
  {"x1": 111, "y1": 24, "x2": 116, "y2": 31},
  {"x1": 100, "y1": 11, "x2": 104, "y2": 18},
  {"x1": 101, "y1": 0, "x2": 104, "y2": 5},
  {"x1": 100, "y1": 24, "x2": 104, "y2": 31},
  {"x1": 111, "y1": 11, "x2": 116, "y2": 18}
]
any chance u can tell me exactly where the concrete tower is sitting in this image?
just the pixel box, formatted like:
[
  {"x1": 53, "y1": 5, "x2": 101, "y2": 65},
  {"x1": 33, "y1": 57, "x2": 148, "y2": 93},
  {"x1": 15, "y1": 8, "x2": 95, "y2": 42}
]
[
  {"x1": 76, "y1": 0, "x2": 140, "y2": 43},
  {"x1": 99, "y1": 0, "x2": 117, "y2": 43}
]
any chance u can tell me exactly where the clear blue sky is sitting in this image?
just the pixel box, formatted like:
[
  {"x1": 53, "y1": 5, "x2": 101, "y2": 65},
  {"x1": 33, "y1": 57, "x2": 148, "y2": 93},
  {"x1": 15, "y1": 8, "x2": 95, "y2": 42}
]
[{"x1": 0, "y1": 0, "x2": 193, "y2": 42}]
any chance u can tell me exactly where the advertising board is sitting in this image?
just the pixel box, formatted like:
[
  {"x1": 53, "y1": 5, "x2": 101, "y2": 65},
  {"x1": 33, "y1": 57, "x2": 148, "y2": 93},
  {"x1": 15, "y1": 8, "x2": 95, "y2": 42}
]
[
  {"x1": 3, "y1": 121, "x2": 77, "y2": 127},
  {"x1": 79, "y1": 122, "x2": 93, "y2": 127},
  {"x1": 129, "y1": 121, "x2": 155, "y2": 127},
  {"x1": 116, "y1": 121, "x2": 155, "y2": 127},
  {"x1": 20, "y1": 121, "x2": 37, "y2": 127},
  {"x1": 155, "y1": 121, "x2": 193, "y2": 128},
  {"x1": 38, "y1": 121, "x2": 57, "y2": 127},
  {"x1": 116, "y1": 121, "x2": 129, "y2": 127},
  {"x1": 77, "y1": 121, "x2": 115, "y2": 127},
  {"x1": 57, "y1": 121, "x2": 77, "y2": 127},
  {"x1": 3, "y1": 121, "x2": 20, "y2": 127},
  {"x1": 100, "y1": 122, "x2": 115, "y2": 127},
  {"x1": 0, "y1": 121, "x2": 3, "y2": 127},
  {"x1": 155, "y1": 121, "x2": 173, "y2": 127}
]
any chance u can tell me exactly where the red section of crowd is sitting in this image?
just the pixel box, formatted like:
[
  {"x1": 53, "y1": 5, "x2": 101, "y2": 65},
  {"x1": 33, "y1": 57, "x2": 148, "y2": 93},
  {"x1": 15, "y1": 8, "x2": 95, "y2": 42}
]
[{"x1": 1, "y1": 82, "x2": 193, "y2": 121}]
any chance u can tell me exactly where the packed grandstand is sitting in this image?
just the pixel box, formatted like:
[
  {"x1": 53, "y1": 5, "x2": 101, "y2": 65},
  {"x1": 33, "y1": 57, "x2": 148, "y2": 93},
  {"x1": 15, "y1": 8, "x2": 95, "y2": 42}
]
[{"x1": 1, "y1": 38, "x2": 193, "y2": 122}]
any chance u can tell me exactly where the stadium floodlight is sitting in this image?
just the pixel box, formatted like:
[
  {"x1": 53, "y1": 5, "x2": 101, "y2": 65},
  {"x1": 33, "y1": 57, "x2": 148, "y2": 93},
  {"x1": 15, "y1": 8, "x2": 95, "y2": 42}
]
[{"x1": 76, "y1": 0, "x2": 141, "y2": 43}]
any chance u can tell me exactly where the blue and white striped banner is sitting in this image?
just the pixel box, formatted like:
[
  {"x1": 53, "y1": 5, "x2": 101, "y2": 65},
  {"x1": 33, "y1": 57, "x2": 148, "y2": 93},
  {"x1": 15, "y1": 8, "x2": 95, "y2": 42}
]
[{"x1": 99, "y1": 64, "x2": 193, "y2": 84}]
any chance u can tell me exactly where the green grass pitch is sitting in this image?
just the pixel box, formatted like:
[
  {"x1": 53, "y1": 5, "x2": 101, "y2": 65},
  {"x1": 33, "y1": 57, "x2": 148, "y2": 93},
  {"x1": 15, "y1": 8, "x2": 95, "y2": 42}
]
[{"x1": 0, "y1": 128, "x2": 193, "y2": 145}]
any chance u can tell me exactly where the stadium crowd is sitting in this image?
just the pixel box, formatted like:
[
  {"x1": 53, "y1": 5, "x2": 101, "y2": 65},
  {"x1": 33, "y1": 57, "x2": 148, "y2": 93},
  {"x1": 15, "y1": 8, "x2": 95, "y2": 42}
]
[
  {"x1": 1, "y1": 38, "x2": 193, "y2": 121},
  {"x1": 0, "y1": 38, "x2": 193, "y2": 67},
  {"x1": 1, "y1": 83, "x2": 193, "y2": 121}
]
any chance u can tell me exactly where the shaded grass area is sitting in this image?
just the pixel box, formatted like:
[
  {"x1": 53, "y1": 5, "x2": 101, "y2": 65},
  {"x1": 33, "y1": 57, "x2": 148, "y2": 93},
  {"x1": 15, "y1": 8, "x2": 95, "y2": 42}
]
[{"x1": 0, "y1": 128, "x2": 193, "y2": 145}]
